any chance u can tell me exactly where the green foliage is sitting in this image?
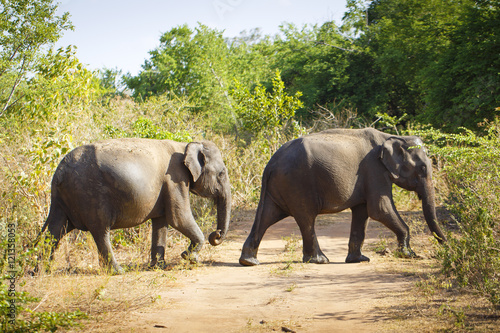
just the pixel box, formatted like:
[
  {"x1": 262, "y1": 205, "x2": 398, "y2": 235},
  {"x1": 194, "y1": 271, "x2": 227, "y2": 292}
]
[
  {"x1": 98, "y1": 67, "x2": 127, "y2": 99},
  {"x1": 338, "y1": 0, "x2": 500, "y2": 129},
  {"x1": 362, "y1": 0, "x2": 474, "y2": 119},
  {"x1": 24, "y1": 46, "x2": 101, "y2": 121},
  {"x1": 124, "y1": 24, "x2": 231, "y2": 113},
  {"x1": 105, "y1": 117, "x2": 192, "y2": 142},
  {"x1": 121, "y1": 2, "x2": 498, "y2": 132},
  {"x1": 12, "y1": 132, "x2": 74, "y2": 218},
  {"x1": 372, "y1": 112, "x2": 408, "y2": 134},
  {"x1": 230, "y1": 70, "x2": 304, "y2": 148},
  {"x1": 412, "y1": 122, "x2": 500, "y2": 306},
  {"x1": 341, "y1": 0, "x2": 370, "y2": 37},
  {"x1": 270, "y1": 23, "x2": 353, "y2": 119},
  {"x1": 0, "y1": 0, "x2": 72, "y2": 116},
  {"x1": 421, "y1": 0, "x2": 500, "y2": 130},
  {"x1": 0, "y1": 280, "x2": 86, "y2": 332}
]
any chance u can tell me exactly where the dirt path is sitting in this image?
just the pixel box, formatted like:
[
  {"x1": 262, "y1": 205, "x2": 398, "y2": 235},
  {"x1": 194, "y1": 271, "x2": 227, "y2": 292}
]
[{"x1": 113, "y1": 212, "x2": 414, "y2": 332}]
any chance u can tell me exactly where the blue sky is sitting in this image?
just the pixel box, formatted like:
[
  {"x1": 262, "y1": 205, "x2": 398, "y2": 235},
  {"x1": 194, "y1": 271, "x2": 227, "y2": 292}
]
[{"x1": 56, "y1": 0, "x2": 348, "y2": 75}]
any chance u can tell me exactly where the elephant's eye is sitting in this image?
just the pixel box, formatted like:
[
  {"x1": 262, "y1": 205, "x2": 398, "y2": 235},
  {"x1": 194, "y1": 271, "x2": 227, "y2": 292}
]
[
  {"x1": 420, "y1": 165, "x2": 427, "y2": 175},
  {"x1": 218, "y1": 168, "x2": 226, "y2": 179}
]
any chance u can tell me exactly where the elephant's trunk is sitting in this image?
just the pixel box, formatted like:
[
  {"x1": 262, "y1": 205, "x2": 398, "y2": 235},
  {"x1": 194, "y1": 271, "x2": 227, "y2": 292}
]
[
  {"x1": 209, "y1": 189, "x2": 231, "y2": 246},
  {"x1": 420, "y1": 178, "x2": 446, "y2": 243}
]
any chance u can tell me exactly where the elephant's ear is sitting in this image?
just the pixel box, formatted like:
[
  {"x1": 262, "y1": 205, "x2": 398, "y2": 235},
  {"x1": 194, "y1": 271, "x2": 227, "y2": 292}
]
[
  {"x1": 380, "y1": 137, "x2": 408, "y2": 180},
  {"x1": 184, "y1": 142, "x2": 205, "y2": 182}
]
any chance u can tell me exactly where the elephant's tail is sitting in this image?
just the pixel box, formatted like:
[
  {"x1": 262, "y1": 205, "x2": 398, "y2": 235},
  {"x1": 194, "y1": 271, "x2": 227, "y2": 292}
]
[
  {"x1": 33, "y1": 196, "x2": 62, "y2": 247},
  {"x1": 32, "y1": 219, "x2": 50, "y2": 249}
]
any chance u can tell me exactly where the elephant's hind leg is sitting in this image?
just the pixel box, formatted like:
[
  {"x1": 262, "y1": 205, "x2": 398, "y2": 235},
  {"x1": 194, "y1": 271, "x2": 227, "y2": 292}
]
[
  {"x1": 90, "y1": 227, "x2": 123, "y2": 274},
  {"x1": 239, "y1": 198, "x2": 288, "y2": 266},
  {"x1": 295, "y1": 214, "x2": 329, "y2": 264}
]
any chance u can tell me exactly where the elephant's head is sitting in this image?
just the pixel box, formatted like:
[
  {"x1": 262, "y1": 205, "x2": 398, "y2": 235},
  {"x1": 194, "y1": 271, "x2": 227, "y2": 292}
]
[
  {"x1": 184, "y1": 141, "x2": 231, "y2": 246},
  {"x1": 380, "y1": 136, "x2": 446, "y2": 243}
]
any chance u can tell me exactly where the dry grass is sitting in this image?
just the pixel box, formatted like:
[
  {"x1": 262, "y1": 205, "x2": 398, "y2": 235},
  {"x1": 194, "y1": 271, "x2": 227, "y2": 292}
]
[
  {"x1": 371, "y1": 256, "x2": 500, "y2": 331},
  {"x1": 367, "y1": 231, "x2": 500, "y2": 332},
  {"x1": 18, "y1": 225, "x2": 223, "y2": 330}
]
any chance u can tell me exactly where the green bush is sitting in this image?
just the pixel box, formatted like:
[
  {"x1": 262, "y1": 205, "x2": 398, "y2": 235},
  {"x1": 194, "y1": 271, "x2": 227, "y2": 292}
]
[
  {"x1": 230, "y1": 70, "x2": 305, "y2": 150},
  {"x1": 413, "y1": 122, "x2": 500, "y2": 306},
  {"x1": 104, "y1": 117, "x2": 192, "y2": 142}
]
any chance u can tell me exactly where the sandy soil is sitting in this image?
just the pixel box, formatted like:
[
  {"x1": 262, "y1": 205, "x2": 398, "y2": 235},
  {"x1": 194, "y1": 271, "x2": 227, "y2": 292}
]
[{"x1": 111, "y1": 212, "x2": 415, "y2": 333}]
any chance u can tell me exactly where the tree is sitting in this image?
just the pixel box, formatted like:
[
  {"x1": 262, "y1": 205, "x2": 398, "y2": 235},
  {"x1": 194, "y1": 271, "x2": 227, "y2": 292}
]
[
  {"x1": 338, "y1": 0, "x2": 477, "y2": 122},
  {"x1": 98, "y1": 67, "x2": 127, "y2": 98},
  {"x1": 230, "y1": 70, "x2": 303, "y2": 148},
  {"x1": 124, "y1": 24, "x2": 231, "y2": 113},
  {"x1": 270, "y1": 23, "x2": 352, "y2": 119},
  {"x1": 225, "y1": 28, "x2": 274, "y2": 91},
  {"x1": 0, "y1": 0, "x2": 72, "y2": 116},
  {"x1": 421, "y1": 0, "x2": 500, "y2": 130}
]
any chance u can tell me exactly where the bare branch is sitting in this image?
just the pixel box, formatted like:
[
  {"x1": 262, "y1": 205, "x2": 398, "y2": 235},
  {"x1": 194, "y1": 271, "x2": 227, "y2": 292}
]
[
  {"x1": 2, "y1": 55, "x2": 28, "y2": 114},
  {"x1": 0, "y1": 44, "x2": 23, "y2": 78}
]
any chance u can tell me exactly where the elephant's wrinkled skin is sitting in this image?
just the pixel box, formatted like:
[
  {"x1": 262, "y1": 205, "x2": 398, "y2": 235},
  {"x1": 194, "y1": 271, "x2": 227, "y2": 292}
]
[
  {"x1": 239, "y1": 128, "x2": 446, "y2": 266},
  {"x1": 40, "y1": 138, "x2": 231, "y2": 273}
]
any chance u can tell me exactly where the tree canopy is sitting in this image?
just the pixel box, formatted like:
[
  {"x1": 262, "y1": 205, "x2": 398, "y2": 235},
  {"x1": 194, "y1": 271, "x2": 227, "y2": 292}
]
[
  {"x1": 0, "y1": 0, "x2": 73, "y2": 116},
  {"x1": 124, "y1": 0, "x2": 499, "y2": 132}
]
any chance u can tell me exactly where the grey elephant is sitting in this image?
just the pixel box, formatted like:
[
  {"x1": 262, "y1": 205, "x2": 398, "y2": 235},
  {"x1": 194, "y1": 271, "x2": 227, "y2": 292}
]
[
  {"x1": 239, "y1": 128, "x2": 446, "y2": 266},
  {"x1": 39, "y1": 138, "x2": 231, "y2": 273}
]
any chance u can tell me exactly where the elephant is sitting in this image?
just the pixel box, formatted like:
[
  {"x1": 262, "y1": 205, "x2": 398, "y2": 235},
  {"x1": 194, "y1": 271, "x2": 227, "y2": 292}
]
[
  {"x1": 239, "y1": 128, "x2": 446, "y2": 266},
  {"x1": 39, "y1": 138, "x2": 231, "y2": 273}
]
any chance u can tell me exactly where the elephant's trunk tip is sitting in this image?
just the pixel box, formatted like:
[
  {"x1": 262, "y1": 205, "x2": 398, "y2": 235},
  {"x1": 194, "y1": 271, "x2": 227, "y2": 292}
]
[
  {"x1": 433, "y1": 231, "x2": 447, "y2": 244},
  {"x1": 209, "y1": 229, "x2": 224, "y2": 246}
]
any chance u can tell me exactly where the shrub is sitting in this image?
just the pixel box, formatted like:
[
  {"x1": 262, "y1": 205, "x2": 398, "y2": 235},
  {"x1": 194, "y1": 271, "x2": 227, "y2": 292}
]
[
  {"x1": 230, "y1": 70, "x2": 305, "y2": 151},
  {"x1": 0, "y1": 279, "x2": 86, "y2": 332},
  {"x1": 413, "y1": 121, "x2": 500, "y2": 306}
]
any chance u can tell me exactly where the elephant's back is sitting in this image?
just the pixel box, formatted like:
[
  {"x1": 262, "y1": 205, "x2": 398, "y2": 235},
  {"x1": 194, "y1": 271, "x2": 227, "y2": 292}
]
[
  {"x1": 57, "y1": 138, "x2": 186, "y2": 172},
  {"x1": 92, "y1": 138, "x2": 185, "y2": 158}
]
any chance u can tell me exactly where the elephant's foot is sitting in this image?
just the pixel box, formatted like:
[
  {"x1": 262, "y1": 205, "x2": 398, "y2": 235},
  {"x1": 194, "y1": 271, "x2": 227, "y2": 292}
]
[
  {"x1": 108, "y1": 264, "x2": 124, "y2": 275},
  {"x1": 101, "y1": 260, "x2": 124, "y2": 275},
  {"x1": 303, "y1": 253, "x2": 329, "y2": 264},
  {"x1": 239, "y1": 255, "x2": 260, "y2": 266},
  {"x1": 345, "y1": 253, "x2": 370, "y2": 263},
  {"x1": 181, "y1": 250, "x2": 199, "y2": 263},
  {"x1": 149, "y1": 260, "x2": 167, "y2": 270},
  {"x1": 394, "y1": 247, "x2": 418, "y2": 259},
  {"x1": 239, "y1": 246, "x2": 260, "y2": 266}
]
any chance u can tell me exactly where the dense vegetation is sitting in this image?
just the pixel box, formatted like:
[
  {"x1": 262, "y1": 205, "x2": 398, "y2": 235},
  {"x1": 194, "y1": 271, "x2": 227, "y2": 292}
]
[{"x1": 0, "y1": 0, "x2": 499, "y2": 330}]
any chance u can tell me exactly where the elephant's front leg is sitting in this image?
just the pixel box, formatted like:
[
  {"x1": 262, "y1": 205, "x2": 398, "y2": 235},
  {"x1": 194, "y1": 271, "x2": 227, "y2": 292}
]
[
  {"x1": 346, "y1": 204, "x2": 371, "y2": 263},
  {"x1": 170, "y1": 210, "x2": 205, "y2": 263},
  {"x1": 150, "y1": 217, "x2": 168, "y2": 268},
  {"x1": 368, "y1": 197, "x2": 417, "y2": 258}
]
